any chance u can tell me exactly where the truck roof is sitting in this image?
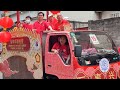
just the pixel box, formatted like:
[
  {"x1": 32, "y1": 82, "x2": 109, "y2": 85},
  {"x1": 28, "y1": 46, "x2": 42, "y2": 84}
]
[
  {"x1": 72, "y1": 30, "x2": 105, "y2": 33},
  {"x1": 43, "y1": 30, "x2": 106, "y2": 34}
]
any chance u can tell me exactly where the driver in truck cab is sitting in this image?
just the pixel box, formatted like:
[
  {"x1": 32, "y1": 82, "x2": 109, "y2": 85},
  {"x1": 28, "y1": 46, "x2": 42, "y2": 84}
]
[{"x1": 51, "y1": 35, "x2": 70, "y2": 64}]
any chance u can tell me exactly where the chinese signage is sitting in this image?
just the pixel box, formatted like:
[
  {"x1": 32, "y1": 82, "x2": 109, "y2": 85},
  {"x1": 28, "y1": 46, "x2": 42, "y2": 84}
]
[
  {"x1": 89, "y1": 34, "x2": 100, "y2": 44},
  {"x1": 6, "y1": 37, "x2": 30, "y2": 52}
]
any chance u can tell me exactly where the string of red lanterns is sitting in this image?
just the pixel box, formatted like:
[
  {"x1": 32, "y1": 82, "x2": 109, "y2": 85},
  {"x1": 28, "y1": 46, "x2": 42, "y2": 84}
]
[{"x1": 0, "y1": 11, "x2": 13, "y2": 43}]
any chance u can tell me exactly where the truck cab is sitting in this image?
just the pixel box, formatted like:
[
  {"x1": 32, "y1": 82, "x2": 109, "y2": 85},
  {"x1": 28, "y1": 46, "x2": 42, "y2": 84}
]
[{"x1": 43, "y1": 30, "x2": 120, "y2": 79}]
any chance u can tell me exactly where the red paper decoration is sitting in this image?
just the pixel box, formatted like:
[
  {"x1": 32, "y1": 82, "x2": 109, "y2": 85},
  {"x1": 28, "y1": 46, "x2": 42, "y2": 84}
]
[{"x1": 50, "y1": 11, "x2": 60, "y2": 14}]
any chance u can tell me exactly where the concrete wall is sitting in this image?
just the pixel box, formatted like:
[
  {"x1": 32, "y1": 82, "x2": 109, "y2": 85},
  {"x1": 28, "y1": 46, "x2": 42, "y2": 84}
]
[
  {"x1": 60, "y1": 11, "x2": 98, "y2": 22},
  {"x1": 88, "y1": 17, "x2": 120, "y2": 47}
]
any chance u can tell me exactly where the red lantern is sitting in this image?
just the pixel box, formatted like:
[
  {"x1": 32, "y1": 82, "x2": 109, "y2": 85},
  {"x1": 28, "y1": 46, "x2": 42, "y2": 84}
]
[
  {"x1": 0, "y1": 17, "x2": 14, "y2": 29},
  {"x1": 50, "y1": 11, "x2": 60, "y2": 14},
  {"x1": 0, "y1": 31, "x2": 11, "y2": 43}
]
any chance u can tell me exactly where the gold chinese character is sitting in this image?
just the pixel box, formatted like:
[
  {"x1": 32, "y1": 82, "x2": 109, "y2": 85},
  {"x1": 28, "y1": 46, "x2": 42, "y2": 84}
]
[
  {"x1": 94, "y1": 73, "x2": 101, "y2": 79},
  {"x1": 16, "y1": 39, "x2": 19, "y2": 44},
  {"x1": 18, "y1": 39, "x2": 20, "y2": 44},
  {"x1": 11, "y1": 40, "x2": 13, "y2": 44},
  {"x1": 10, "y1": 40, "x2": 13, "y2": 44},
  {"x1": 14, "y1": 40, "x2": 16, "y2": 44},
  {"x1": 20, "y1": 39, "x2": 23, "y2": 44},
  {"x1": 108, "y1": 71, "x2": 115, "y2": 79}
]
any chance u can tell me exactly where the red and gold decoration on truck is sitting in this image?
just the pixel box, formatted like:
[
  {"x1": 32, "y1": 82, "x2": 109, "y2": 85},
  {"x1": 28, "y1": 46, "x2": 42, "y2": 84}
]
[
  {"x1": 73, "y1": 68, "x2": 90, "y2": 79},
  {"x1": 0, "y1": 11, "x2": 13, "y2": 43},
  {"x1": 74, "y1": 58, "x2": 120, "y2": 79},
  {"x1": 106, "y1": 67, "x2": 117, "y2": 79},
  {"x1": 91, "y1": 68, "x2": 105, "y2": 79},
  {"x1": 0, "y1": 11, "x2": 13, "y2": 54},
  {"x1": 0, "y1": 26, "x2": 43, "y2": 79},
  {"x1": 0, "y1": 11, "x2": 15, "y2": 78}
]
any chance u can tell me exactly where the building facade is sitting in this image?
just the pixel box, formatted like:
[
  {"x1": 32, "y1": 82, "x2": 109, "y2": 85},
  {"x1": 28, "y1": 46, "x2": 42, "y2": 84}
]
[
  {"x1": 0, "y1": 11, "x2": 97, "y2": 30},
  {"x1": 89, "y1": 11, "x2": 120, "y2": 47},
  {"x1": 1, "y1": 11, "x2": 119, "y2": 30}
]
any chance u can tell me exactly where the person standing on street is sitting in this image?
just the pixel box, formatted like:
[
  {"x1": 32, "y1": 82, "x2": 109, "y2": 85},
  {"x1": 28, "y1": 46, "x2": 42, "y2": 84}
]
[
  {"x1": 48, "y1": 13, "x2": 58, "y2": 30},
  {"x1": 54, "y1": 13, "x2": 72, "y2": 31},
  {"x1": 33, "y1": 12, "x2": 53, "y2": 38},
  {"x1": 22, "y1": 16, "x2": 33, "y2": 30}
]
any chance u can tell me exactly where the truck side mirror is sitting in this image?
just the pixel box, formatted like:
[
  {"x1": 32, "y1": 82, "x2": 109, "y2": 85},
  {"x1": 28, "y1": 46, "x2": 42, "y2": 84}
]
[
  {"x1": 118, "y1": 47, "x2": 120, "y2": 54},
  {"x1": 74, "y1": 45, "x2": 82, "y2": 57}
]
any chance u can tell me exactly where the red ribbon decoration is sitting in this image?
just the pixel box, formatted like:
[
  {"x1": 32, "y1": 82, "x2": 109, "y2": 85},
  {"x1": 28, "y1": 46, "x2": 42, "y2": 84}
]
[{"x1": 50, "y1": 11, "x2": 60, "y2": 14}]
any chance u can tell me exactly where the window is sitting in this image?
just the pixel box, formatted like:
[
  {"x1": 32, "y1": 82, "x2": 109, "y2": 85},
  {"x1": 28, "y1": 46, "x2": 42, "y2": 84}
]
[
  {"x1": 49, "y1": 35, "x2": 71, "y2": 65},
  {"x1": 49, "y1": 36, "x2": 58, "y2": 52},
  {"x1": 111, "y1": 13, "x2": 120, "y2": 18}
]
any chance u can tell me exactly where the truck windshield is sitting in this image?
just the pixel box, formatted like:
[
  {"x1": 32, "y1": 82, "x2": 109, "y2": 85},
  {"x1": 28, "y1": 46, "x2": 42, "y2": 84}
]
[{"x1": 70, "y1": 31, "x2": 119, "y2": 66}]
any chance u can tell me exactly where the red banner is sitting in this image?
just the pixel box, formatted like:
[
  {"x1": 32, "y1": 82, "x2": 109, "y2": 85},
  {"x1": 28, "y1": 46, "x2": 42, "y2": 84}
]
[{"x1": 6, "y1": 37, "x2": 30, "y2": 52}]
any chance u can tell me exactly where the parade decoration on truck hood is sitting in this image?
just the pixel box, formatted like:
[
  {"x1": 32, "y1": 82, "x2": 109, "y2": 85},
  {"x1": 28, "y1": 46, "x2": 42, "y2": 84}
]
[{"x1": 0, "y1": 27, "x2": 43, "y2": 79}]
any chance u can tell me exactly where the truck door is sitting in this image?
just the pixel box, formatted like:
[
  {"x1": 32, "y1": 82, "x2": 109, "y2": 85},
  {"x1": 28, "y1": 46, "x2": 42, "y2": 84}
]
[{"x1": 45, "y1": 35, "x2": 73, "y2": 79}]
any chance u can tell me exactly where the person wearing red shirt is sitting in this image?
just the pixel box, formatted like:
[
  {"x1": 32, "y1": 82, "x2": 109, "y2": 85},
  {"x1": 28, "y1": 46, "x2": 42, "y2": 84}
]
[
  {"x1": 51, "y1": 36, "x2": 70, "y2": 64},
  {"x1": 22, "y1": 16, "x2": 33, "y2": 30},
  {"x1": 54, "y1": 13, "x2": 72, "y2": 31},
  {"x1": 33, "y1": 12, "x2": 53, "y2": 37},
  {"x1": 48, "y1": 13, "x2": 58, "y2": 30}
]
